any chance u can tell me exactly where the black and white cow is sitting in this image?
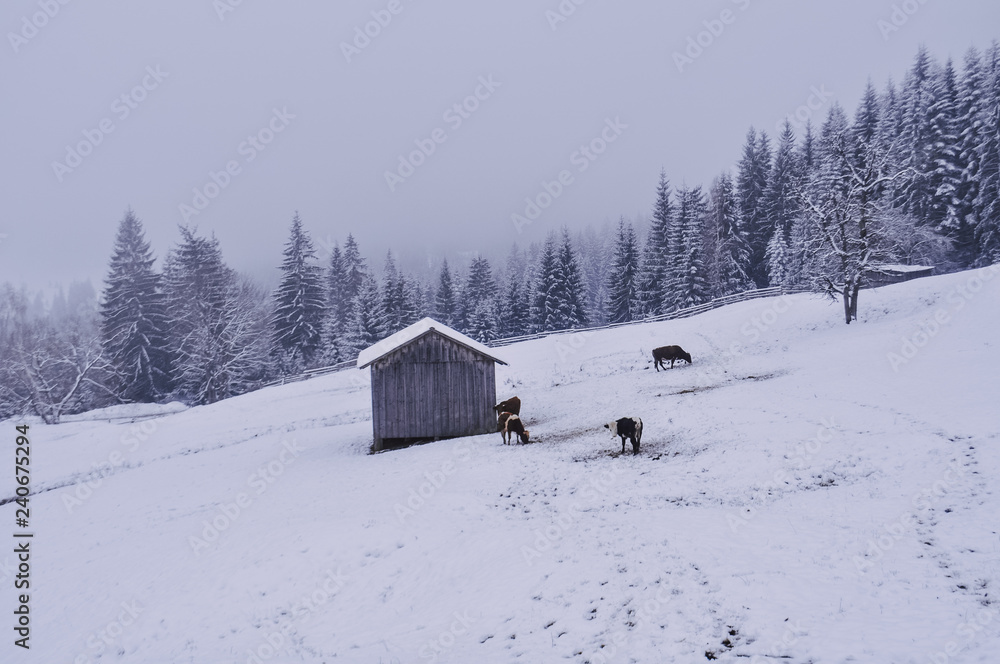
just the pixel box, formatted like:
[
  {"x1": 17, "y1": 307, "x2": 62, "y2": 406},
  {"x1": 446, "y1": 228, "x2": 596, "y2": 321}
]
[{"x1": 604, "y1": 417, "x2": 643, "y2": 455}]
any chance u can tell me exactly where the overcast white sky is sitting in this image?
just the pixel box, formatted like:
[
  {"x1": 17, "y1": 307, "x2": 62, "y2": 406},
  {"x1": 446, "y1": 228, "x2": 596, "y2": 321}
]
[{"x1": 2, "y1": 0, "x2": 999, "y2": 292}]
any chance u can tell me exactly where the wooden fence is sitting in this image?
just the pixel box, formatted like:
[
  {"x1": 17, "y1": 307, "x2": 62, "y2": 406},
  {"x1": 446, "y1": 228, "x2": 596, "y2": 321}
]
[
  {"x1": 258, "y1": 358, "x2": 358, "y2": 389},
  {"x1": 259, "y1": 286, "x2": 812, "y2": 389},
  {"x1": 487, "y1": 287, "x2": 790, "y2": 348}
]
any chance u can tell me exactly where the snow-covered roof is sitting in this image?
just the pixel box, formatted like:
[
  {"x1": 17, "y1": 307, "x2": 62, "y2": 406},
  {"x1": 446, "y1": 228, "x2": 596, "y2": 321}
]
[
  {"x1": 356, "y1": 317, "x2": 508, "y2": 369},
  {"x1": 871, "y1": 264, "x2": 934, "y2": 274}
]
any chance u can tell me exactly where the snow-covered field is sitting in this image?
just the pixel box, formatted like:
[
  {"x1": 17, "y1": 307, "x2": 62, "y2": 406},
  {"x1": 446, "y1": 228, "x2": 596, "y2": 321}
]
[{"x1": 5, "y1": 267, "x2": 1000, "y2": 663}]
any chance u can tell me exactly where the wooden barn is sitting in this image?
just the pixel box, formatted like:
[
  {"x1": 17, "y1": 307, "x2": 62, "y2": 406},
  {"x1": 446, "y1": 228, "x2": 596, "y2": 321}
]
[{"x1": 356, "y1": 318, "x2": 508, "y2": 451}]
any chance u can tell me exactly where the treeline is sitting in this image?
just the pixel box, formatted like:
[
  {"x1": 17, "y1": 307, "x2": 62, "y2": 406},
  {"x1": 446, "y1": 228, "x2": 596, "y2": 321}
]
[{"x1": 2, "y1": 43, "x2": 998, "y2": 421}]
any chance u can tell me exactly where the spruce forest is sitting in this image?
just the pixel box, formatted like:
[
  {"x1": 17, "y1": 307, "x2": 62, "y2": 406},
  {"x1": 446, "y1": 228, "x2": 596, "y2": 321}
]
[{"x1": 2, "y1": 44, "x2": 999, "y2": 422}]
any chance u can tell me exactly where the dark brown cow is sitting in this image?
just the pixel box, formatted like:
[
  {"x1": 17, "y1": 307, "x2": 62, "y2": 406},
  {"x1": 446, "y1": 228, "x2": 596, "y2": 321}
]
[
  {"x1": 494, "y1": 396, "x2": 521, "y2": 416},
  {"x1": 652, "y1": 345, "x2": 692, "y2": 371}
]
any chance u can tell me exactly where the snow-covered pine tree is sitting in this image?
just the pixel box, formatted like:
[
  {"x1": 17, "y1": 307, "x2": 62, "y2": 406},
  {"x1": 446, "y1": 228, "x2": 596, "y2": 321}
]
[
  {"x1": 897, "y1": 46, "x2": 937, "y2": 221},
  {"x1": 99, "y1": 208, "x2": 172, "y2": 402},
  {"x1": 951, "y1": 46, "x2": 989, "y2": 268},
  {"x1": 736, "y1": 127, "x2": 773, "y2": 287},
  {"x1": 342, "y1": 234, "x2": 367, "y2": 301},
  {"x1": 818, "y1": 104, "x2": 852, "y2": 177},
  {"x1": 461, "y1": 256, "x2": 496, "y2": 337},
  {"x1": 400, "y1": 275, "x2": 423, "y2": 328},
  {"x1": 379, "y1": 251, "x2": 404, "y2": 337},
  {"x1": 876, "y1": 77, "x2": 908, "y2": 210},
  {"x1": 164, "y1": 228, "x2": 271, "y2": 404},
  {"x1": 467, "y1": 300, "x2": 498, "y2": 343},
  {"x1": 496, "y1": 270, "x2": 530, "y2": 339},
  {"x1": 321, "y1": 244, "x2": 350, "y2": 364},
  {"x1": 605, "y1": 218, "x2": 641, "y2": 324},
  {"x1": 639, "y1": 170, "x2": 673, "y2": 316},
  {"x1": 800, "y1": 120, "x2": 816, "y2": 176},
  {"x1": 272, "y1": 213, "x2": 326, "y2": 368},
  {"x1": 955, "y1": 47, "x2": 986, "y2": 261},
  {"x1": 577, "y1": 226, "x2": 611, "y2": 325},
  {"x1": 707, "y1": 173, "x2": 753, "y2": 297},
  {"x1": 434, "y1": 259, "x2": 458, "y2": 327},
  {"x1": 530, "y1": 234, "x2": 565, "y2": 332},
  {"x1": 494, "y1": 246, "x2": 530, "y2": 339},
  {"x1": 675, "y1": 187, "x2": 711, "y2": 308},
  {"x1": 973, "y1": 43, "x2": 1000, "y2": 265},
  {"x1": 763, "y1": 121, "x2": 802, "y2": 287},
  {"x1": 345, "y1": 274, "x2": 385, "y2": 355},
  {"x1": 662, "y1": 195, "x2": 689, "y2": 311},
  {"x1": 558, "y1": 229, "x2": 588, "y2": 328},
  {"x1": 926, "y1": 59, "x2": 965, "y2": 248},
  {"x1": 854, "y1": 80, "x2": 883, "y2": 169}
]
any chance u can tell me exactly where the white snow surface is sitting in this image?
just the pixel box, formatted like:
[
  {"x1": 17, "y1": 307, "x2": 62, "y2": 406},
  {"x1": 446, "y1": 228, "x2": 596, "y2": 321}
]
[
  {"x1": 356, "y1": 317, "x2": 508, "y2": 368},
  {"x1": 6, "y1": 267, "x2": 1000, "y2": 663}
]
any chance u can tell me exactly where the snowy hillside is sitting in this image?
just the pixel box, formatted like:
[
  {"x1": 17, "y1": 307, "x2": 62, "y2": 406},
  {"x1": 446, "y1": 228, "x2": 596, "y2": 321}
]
[{"x1": 6, "y1": 266, "x2": 1000, "y2": 663}]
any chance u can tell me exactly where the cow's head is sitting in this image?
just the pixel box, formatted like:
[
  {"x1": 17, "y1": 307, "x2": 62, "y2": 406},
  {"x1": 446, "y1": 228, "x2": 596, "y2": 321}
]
[
  {"x1": 519, "y1": 429, "x2": 530, "y2": 444},
  {"x1": 604, "y1": 422, "x2": 618, "y2": 436},
  {"x1": 681, "y1": 350, "x2": 692, "y2": 364}
]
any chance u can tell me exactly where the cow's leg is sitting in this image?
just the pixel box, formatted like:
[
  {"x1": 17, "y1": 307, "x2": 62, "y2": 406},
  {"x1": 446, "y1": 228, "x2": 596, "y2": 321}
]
[{"x1": 632, "y1": 436, "x2": 639, "y2": 455}]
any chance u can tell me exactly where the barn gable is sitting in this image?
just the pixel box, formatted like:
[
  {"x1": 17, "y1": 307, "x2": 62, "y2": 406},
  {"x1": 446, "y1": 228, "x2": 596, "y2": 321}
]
[
  {"x1": 356, "y1": 317, "x2": 507, "y2": 369},
  {"x1": 357, "y1": 318, "x2": 507, "y2": 451}
]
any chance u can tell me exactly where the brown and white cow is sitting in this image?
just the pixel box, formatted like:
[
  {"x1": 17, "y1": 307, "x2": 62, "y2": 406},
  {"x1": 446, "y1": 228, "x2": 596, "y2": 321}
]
[
  {"x1": 497, "y1": 411, "x2": 514, "y2": 434},
  {"x1": 502, "y1": 414, "x2": 530, "y2": 445}
]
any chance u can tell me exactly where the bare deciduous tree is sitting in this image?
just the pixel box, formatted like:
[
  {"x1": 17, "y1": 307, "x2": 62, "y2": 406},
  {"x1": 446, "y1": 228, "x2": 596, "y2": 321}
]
[
  {"x1": 2, "y1": 320, "x2": 115, "y2": 424},
  {"x1": 798, "y1": 130, "x2": 912, "y2": 324}
]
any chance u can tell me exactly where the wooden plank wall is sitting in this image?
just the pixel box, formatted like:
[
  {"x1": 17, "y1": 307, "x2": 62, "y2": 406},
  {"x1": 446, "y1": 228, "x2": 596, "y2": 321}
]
[{"x1": 371, "y1": 331, "x2": 497, "y2": 444}]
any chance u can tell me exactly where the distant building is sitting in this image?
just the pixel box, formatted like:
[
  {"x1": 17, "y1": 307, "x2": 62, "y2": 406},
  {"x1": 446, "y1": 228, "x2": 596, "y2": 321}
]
[
  {"x1": 866, "y1": 264, "x2": 934, "y2": 288},
  {"x1": 357, "y1": 318, "x2": 508, "y2": 451}
]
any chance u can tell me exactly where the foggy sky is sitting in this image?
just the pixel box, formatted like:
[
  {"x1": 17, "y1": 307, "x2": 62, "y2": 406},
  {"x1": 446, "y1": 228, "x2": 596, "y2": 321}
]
[{"x1": 2, "y1": 0, "x2": 999, "y2": 292}]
